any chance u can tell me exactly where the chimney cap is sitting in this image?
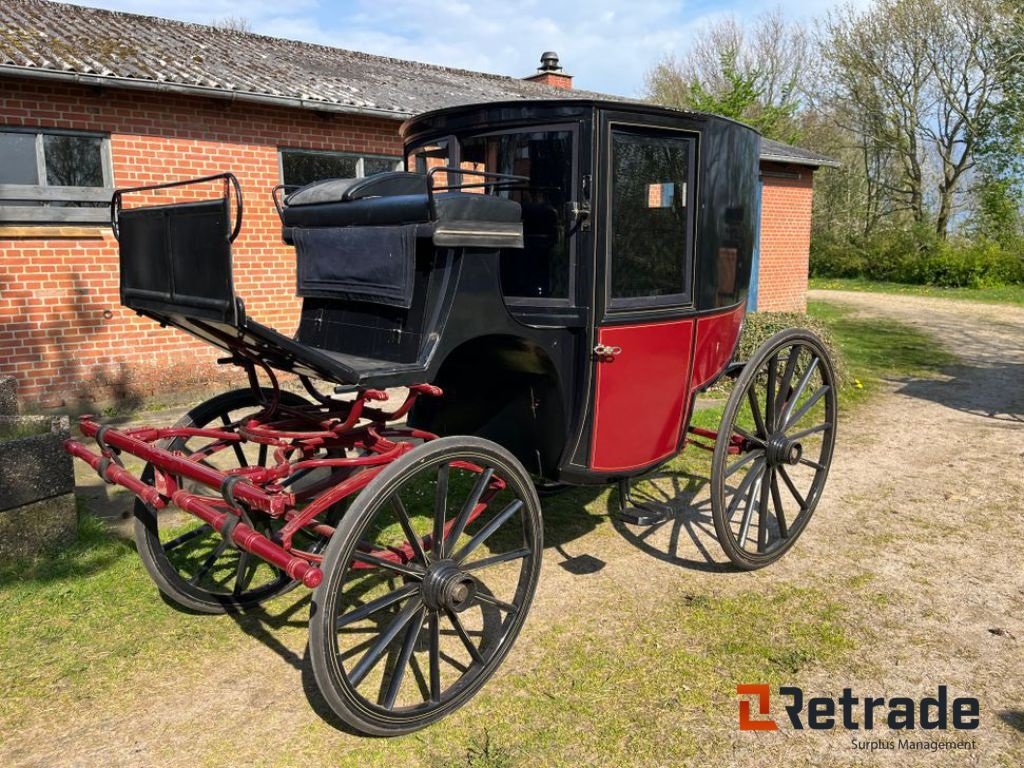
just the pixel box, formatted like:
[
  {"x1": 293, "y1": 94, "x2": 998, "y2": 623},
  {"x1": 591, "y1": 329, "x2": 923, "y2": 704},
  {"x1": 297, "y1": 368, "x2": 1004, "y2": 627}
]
[{"x1": 538, "y1": 51, "x2": 562, "y2": 72}]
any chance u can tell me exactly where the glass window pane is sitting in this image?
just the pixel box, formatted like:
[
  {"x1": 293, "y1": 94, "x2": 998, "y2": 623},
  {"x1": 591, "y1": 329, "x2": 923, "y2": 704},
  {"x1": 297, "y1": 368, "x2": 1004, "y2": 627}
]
[
  {"x1": 0, "y1": 132, "x2": 39, "y2": 185},
  {"x1": 610, "y1": 132, "x2": 692, "y2": 301},
  {"x1": 44, "y1": 134, "x2": 104, "y2": 187},
  {"x1": 363, "y1": 156, "x2": 401, "y2": 176},
  {"x1": 282, "y1": 151, "x2": 358, "y2": 187},
  {"x1": 460, "y1": 131, "x2": 573, "y2": 300}
]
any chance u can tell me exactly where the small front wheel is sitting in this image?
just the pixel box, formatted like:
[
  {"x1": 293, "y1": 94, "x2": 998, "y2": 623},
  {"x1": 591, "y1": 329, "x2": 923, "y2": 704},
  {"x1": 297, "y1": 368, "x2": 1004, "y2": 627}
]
[
  {"x1": 711, "y1": 328, "x2": 838, "y2": 570},
  {"x1": 310, "y1": 436, "x2": 543, "y2": 736}
]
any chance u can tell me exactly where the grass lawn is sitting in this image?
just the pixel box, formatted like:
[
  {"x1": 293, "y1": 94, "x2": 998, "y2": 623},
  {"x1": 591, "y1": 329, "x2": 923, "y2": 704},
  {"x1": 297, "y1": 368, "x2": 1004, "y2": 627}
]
[
  {"x1": 806, "y1": 299, "x2": 955, "y2": 409},
  {"x1": 810, "y1": 276, "x2": 1024, "y2": 306},
  {"x1": 0, "y1": 299, "x2": 954, "y2": 766}
]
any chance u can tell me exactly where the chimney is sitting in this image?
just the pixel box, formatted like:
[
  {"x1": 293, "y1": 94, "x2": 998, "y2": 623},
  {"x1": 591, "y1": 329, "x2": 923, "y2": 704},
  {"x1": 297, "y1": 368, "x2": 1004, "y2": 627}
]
[{"x1": 523, "y1": 51, "x2": 573, "y2": 90}]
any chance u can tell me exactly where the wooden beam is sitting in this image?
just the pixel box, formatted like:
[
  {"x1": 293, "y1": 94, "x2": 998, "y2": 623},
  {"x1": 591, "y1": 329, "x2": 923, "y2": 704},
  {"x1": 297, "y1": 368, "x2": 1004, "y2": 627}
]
[
  {"x1": 0, "y1": 207, "x2": 110, "y2": 224},
  {"x1": 0, "y1": 225, "x2": 108, "y2": 239},
  {"x1": 0, "y1": 186, "x2": 115, "y2": 202}
]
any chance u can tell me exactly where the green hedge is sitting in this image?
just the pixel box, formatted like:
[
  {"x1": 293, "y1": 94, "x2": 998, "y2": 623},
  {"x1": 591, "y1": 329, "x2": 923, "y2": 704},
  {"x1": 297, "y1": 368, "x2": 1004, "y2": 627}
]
[
  {"x1": 810, "y1": 229, "x2": 1024, "y2": 288},
  {"x1": 705, "y1": 312, "x2": 848, "y2": 397},
  {"x1": 738, "y1": 311, "x2": 848, "y2": 386}
]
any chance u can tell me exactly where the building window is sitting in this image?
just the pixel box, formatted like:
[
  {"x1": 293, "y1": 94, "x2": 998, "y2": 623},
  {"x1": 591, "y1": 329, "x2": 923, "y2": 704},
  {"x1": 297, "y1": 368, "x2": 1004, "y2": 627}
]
[
  {"x1": 279, "y1": 149, "x2": 402, "y2": 189},
  {"x1": 0, "y1": 128, "x2": 113, "y2": 224}
]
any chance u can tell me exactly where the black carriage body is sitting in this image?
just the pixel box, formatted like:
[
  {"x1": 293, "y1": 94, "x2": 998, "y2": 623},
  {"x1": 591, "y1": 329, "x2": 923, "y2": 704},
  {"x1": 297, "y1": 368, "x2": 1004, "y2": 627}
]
[{"x1": 115, "y1": 100, "x2": 760, "y2": 484}]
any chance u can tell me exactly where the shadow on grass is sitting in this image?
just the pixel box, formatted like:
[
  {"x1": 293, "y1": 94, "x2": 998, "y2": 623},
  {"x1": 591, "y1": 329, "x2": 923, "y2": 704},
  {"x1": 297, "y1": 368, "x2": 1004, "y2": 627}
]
[
  {"x1": 998, "y1": 709, "x2": 1024, "y2": 734},
  {"x1": 609, "y1": 466, "x2": 733, "y2": 573},
  {"x1": 0, "y1": 511, "x2": 136, "y2": 588}
]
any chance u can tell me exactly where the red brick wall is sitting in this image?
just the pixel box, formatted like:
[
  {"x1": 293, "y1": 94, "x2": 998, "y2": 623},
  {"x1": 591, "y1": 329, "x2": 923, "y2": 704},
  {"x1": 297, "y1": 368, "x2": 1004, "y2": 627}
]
[
  {"x1": 0, "y1": 77, "x2": 403, "y2": 408},
  {"x1": 1, "y1": 77, "x2": 816, "y2": 408},
  {"x1": 756, "y1": 163, "x2": 814, "y2": 313}
]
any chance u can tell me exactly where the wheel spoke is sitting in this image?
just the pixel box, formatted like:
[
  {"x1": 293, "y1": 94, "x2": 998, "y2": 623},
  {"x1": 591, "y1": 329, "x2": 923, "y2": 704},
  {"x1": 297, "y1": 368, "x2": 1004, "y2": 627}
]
[
  {"x1": 461, "y1": 547, "x2": 531, "y2": 572},
  {"x1": 445, "y1": 608, "x2": 484, "y2": 664},
  {"x1": 782, "y1": 385, "x2": 830, "y2": 432},
  {"x1": 432, "y1": 464, "x2": 449, "y2": 560},
  {"x1": 770, "y1": 470, "x2": 789, "y2": 538},
  {"x1": 786, "y1": 422, "x2": 832, "y2": 442},
  {"x1": 188, "y1": 538, "x2": 229, "y2": 585},
  {"x1": 336, "y1": 583, "x2": 420, "y2": 629},
  {"x1": 163, "y1": 523, "x2": 212, "y2": 552},
  {"x1": 391, "y1": 496, "x2": 430, "y2": 566},
  {"x1": 725, "y1": 459, "x2": 764, "y2": 522},
  {"x1": 765, "y1": 354, "x2": 778, "y2": 432},
  {"x1": 351, "y1": 550, "x2": 425, "y2": 579},
  {"x1": 747, "y1": 387, "x2": 767, "y2": 438},
  {"x1": 779, "y1": 355, "x2": 819, "y2": 426},
  {"x1": 733, "y1": 425, "x2": 766, "y2": 447},
  {"x1": 220, "y1": 414, "x2": 248, "y2": 467},
  {"x1": 778, "y1": 466, "x2": 807, "y2": 510},
  {"x1": 445, "y1": 468, "x2": 495, "y2": 555},
  {"x1": 737, "y1": 465, "x2": 766, "y2": 547},
  {"x1": 474, "y1": 591, "x2": 519, "y2": 614},
  {"x1": 347, "y1": 597, "x2": 424, "y2": 688},
  {"x1": 799, "y1": 457, "x2": 825, "y2": 471},
  {"x1": 233, "y1": 550, "x2": 257, "y2": 595},
  {"x1": 451, "y1": 499, "x2": 523, "y2": 564},
  {"x1": 725, "y1": 449, "x2": 764, "y2": 478},
  {"x1": 380, "y1": 606, "x2": 425, "y2": 710},
  {"x1": 756, "y1": 467, "x2": 771, "y2": 553},
  {"x1": 774, "y1": 350, "x2": 801, "y2": 418},
  {"x1": 428, "y1": 612, "x2": 441, "y2": 703}
]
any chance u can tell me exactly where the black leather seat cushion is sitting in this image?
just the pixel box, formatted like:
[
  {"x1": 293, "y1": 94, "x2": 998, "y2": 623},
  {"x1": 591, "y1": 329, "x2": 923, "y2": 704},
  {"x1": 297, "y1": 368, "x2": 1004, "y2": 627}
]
[
  {"x1": 285, "y1": 172, "x2": 428, "y2": 207},
  {"x1": 281, "y1": 191, "x2": 521, "y2": 229}
]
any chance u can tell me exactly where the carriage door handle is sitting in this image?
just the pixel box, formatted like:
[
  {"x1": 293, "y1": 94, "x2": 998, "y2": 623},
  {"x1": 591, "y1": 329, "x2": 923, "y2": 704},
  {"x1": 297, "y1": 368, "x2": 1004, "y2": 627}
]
[{"x1": 593, "y1": 344, "x2": 622, "y2": 360}]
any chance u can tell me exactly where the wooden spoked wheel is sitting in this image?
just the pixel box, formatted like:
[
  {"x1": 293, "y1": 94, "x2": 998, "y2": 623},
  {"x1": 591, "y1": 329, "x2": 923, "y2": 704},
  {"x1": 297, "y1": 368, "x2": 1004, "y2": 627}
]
[
  {"x1": 309, "y1": 436, "x2": 542, "y2": 736},
  {"x1": 134, "y1": 388, "x2": 332, "y2": 613},
  {"x1": 711, "y1": 329, "x2": 838, "y2": 570}
]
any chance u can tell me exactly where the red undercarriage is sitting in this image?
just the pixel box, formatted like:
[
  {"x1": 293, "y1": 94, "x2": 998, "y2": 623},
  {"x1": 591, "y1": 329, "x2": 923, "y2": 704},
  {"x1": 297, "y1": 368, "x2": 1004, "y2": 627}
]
[{"x1": 65, "y1": 384, "x2": 739, "y2": 590}]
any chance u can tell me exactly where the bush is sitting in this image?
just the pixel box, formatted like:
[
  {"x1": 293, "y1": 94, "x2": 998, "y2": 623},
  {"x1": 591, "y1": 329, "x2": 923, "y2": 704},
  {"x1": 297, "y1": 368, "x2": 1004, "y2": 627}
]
[
  {"x1": 736, "y1": 311, "x2": 848, "y2": 387},
  {"x1": 810, "y1": 229, "x2": 1024, "y2": 288}
]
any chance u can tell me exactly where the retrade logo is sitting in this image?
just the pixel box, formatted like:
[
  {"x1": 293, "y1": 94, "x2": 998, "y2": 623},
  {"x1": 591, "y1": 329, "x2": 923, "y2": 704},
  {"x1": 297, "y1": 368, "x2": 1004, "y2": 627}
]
[
  {"x1": 736, "y1": 685, "x2": 980, "y2": 732},
  {"x1": 737, "y1": 684, "x2": 778, "y2": 731}
]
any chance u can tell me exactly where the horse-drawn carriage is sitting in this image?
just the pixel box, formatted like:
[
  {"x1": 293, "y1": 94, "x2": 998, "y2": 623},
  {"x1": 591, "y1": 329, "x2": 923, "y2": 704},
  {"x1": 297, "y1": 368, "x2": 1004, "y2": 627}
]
[{"x1": 65, "y1": 99, "x2": 837, "y2": 735}]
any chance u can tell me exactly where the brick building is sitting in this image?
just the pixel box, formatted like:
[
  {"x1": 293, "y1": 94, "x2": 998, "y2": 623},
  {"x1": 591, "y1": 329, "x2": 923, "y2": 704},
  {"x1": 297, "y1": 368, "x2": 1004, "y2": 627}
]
[{"x1": 0, "y1": 0, "x2": 834, "y2": 409}]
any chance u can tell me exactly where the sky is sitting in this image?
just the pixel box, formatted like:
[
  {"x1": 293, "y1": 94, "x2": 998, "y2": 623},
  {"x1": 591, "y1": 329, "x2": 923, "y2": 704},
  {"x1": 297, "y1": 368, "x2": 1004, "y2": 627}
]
[{"x1": 63, "y1": 0, "x2": 874, "y2": 97}]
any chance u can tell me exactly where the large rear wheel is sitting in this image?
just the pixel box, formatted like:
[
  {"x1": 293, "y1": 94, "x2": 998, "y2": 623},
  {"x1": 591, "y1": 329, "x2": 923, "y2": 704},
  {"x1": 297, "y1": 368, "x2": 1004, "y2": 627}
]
[
  {"x1": 134, "y1": 388, "x2": 328, "y2": 614},
  {"x1": 710, "y1": 329, "x2": 837, "y2": 570}
]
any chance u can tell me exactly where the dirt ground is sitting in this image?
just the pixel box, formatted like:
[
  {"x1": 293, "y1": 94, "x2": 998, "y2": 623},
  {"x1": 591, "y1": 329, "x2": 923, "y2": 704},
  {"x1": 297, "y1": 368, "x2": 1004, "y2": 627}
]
[{"x1": 4, "y1": 290, "x2": 1023, "y2": 767}]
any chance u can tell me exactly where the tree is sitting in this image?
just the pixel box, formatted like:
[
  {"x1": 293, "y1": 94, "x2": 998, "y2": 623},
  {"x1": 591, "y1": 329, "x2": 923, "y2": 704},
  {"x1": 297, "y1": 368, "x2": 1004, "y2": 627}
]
[
  {"x1": 820, "y1": 0, "x2": 1008, "y2": 239},
  {"x1": 645, "y1": 11, "x2": 809, "y2": 144},
  {"x1": 214, "y1": 16, "x2": 253, "y2": 34}
]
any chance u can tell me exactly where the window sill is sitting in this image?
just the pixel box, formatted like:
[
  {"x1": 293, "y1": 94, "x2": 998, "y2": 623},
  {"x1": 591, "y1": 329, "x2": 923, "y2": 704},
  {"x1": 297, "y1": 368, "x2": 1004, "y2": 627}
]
[{"x1": 0, "y1": 225, "x2": 109, "y2": 239}]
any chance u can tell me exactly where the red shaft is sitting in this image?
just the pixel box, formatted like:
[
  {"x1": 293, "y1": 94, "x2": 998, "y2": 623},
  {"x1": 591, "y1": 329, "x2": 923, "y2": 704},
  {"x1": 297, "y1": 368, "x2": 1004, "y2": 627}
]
[
  {"x1": 77, "y1": 417, "x2": 289, "y2": 514},
  {"x1": 172, "y1": 491, "x2": 322, "y2": 588}
]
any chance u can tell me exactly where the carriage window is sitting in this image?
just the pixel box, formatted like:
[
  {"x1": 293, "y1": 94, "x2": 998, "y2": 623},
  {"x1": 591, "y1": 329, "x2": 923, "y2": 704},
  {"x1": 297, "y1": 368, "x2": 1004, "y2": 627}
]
[
  {"x1": 609, "y1": 131, "x2": 694, "y2": 305},
  {"x1": 459, "y1": 130, "x2": 573, "y2": 301},
  {"x1": 280, "y1": 149, "x2": 402, "y2": 188}
]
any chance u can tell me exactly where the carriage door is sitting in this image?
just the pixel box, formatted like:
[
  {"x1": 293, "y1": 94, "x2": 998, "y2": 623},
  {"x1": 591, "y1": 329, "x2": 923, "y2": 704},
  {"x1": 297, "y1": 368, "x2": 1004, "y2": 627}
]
[{"x1": 590, "y1": 127, "x2": 697, "y2": 472}]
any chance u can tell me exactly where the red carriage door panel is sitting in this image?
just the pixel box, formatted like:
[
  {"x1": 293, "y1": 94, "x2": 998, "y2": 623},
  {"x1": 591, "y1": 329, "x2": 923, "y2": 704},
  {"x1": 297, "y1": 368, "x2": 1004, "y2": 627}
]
[
  {"x1": 590, "y1": 319, "x2": 694, "y2": 471},
  {"x1": 590, "y1": 126, "x2": 699, "y2": 472}
]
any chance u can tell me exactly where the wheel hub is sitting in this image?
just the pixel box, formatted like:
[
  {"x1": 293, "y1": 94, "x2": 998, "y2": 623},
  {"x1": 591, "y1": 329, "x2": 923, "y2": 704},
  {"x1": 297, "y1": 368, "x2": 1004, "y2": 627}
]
[
  {"x1": 766, "y1": 434, "x2": 803, "y2": 467},
  {"x1": 421, "y1": 559, "x2": 478, "y2": 613}
]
